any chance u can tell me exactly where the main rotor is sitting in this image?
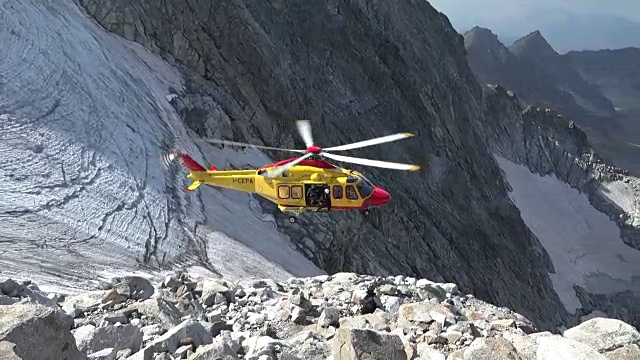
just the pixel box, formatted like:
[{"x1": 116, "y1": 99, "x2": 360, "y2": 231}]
[{"x1": 206, "y1": 120, "x2": 420, "y2": 177}]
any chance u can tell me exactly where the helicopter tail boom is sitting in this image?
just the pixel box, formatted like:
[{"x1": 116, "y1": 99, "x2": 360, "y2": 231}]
[{"x1": 179, "y1": 153, "x2": 208, "y2": 172}]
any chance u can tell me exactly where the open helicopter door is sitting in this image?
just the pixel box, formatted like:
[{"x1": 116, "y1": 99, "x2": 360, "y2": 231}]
[{"x1": 304, "y1": 183, "x2": 331, "y2": 210}]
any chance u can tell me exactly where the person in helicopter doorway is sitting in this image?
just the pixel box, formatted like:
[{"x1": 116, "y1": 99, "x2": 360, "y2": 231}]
[
  {"x1": 306, "y1": 184, "x2": 330, "y2": 210},
  {"x1": 318, "y1": 186, "x2": 331, "y2": 211}
]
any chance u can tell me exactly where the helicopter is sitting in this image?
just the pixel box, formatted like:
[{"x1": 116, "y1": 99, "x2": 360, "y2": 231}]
[{"x1": 166, "y1": 120, "x2": 420, "y2": 223}]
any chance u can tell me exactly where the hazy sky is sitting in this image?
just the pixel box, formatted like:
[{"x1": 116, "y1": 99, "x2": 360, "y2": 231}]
[{"x1": 429, "y1": 0, "x2": 640, "y2": 23}]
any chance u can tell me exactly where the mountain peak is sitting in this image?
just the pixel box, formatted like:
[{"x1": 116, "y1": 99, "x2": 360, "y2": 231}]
[
  {"x1": 464, "y1": 26, "x2": 506, "y2": 51},
  {"x1": 509, "y1": 30, "x2": 558, "y2": 59}
]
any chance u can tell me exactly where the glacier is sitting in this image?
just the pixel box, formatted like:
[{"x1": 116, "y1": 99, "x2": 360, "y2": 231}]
[
  {"x1": 0, "y1": 0, "x2": 324, "y2": 294},
  {"x1": 495, "y1": 156, "x2": 640, "y2": 313}
]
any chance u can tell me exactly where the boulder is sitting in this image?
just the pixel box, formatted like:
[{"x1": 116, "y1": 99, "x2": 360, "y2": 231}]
[
  {"x1": 0, "y1": 302, "x2": 86, "y2": 359},
  {"x1": 332, "y1": 327, "x2": 407, "y2": 360}
]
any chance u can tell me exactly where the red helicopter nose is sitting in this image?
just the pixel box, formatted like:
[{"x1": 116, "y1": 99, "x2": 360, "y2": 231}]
[{"x1": 365, "y1": 187, "x2": 391, "y2": 206}]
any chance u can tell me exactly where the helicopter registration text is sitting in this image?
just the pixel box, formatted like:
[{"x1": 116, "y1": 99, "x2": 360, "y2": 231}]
[{"x1": 232, "y1": 177, "x2": 254, "y2": 184}]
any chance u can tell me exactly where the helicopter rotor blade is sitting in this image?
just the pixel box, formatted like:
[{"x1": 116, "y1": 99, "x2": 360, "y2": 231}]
[
  {"x1": 296, "y1": 120, "x2": 314, "y2": 148},
  {"x1": 204, "y1": 138, "x2": 306, "y2": 153},
  {"x1": 265, "y1": 152, "x2": 315, "y2": 177},
  {"x1": 320, "y1": 152, "x2": 420, "y2": 171},
  {"x1": 323, "y1": 132, "x2": 415, "y2": 151}
]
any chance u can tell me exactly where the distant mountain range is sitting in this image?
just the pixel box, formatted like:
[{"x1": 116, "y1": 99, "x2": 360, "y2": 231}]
[
  {"x1": 463, "y1": 25, "x2": 640, "y2": 175},
  {"x1": 464, "y1": 27, "x2": 617, "y2": 122},
  {"x1": 459, "y1": 8, "x2": 640, "y2": 54},
  {"x1": 565, "y1": 47, "x2": 640, "y2": 112}
]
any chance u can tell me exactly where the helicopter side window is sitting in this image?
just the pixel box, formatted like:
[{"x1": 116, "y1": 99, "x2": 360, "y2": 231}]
[
  {"x1": 356, "y1": 178, "x2": 374, "y2": 198},
  {"x1": 346, "y1": 176, "x2": 359, "y2": 183},
  {"x1": 346, "y1": 185, "x2": 358, "y2": 200},
  {"x1": 290, "y1": 185, "x2": 303, "y2": 199},
  {"x1": 278, "y1": 185, "x2": 290, "y2": 199},
  {"x1": 332, "y1": 185, "x2": 343, "y2": 199}
]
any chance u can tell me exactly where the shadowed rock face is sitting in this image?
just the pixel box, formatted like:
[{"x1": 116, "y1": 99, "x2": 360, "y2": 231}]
[
  {"x1": 564, "y1": 47, "x2": 640, "y2": 111},
  {"x1": 71, "y1": 0, "x2": 574, "y2": 330}
]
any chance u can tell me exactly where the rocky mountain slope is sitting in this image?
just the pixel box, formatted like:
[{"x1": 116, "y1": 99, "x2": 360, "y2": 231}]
[
  {"x1": 2, "y1": 0, "x2": 639, "y2": 342},
  {"x1": 3, "y1": 273, "x2": 640, "y2": 360},
  {"x1": 565, "y1": 47, "x2": 640, "y2": 112},
  {"x1": 464, "y1": 27, "x2": 616, "y2": 121}
]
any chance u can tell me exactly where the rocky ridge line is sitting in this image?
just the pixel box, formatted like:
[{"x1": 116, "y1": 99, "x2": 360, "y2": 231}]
[
  {"x1": 2, "y1": 272, "x2": 639, "y2": 360},
  {"x1": 483, "y1": 84, "x2": 640, "y2": 249}
]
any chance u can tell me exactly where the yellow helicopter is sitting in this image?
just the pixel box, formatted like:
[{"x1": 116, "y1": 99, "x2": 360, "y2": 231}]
[{"x1": 167, "y1": 120, "x2": 420, "y2": 223}]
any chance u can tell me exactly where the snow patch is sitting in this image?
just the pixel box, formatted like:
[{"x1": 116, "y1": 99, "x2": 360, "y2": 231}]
[
  {"x1": 599, "y1": 180, "x2": 636, "y2": 215},
  {"x1": 495, "y1": 156, "x2": 640, "y2": 313}
]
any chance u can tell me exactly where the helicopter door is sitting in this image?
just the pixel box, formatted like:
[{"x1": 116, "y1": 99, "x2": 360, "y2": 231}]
[{"x1": 304, "y1": 183, "x2": 330, "y2": 209}]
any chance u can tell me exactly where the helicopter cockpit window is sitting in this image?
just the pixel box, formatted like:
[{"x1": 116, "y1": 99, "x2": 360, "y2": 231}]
[
  {"x1": 355, "y1": 177, "x2": 374, "y2": 198},
  {"x1": 346, "y1": 176, "x2": 359, "y2": 183},
  {"x1": 346, "y1": 185, "x2": 358, "y2": 200}
]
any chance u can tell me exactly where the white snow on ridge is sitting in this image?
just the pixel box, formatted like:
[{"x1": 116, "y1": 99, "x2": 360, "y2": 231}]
[
  {"x1": 0, "y1": 0, "x2": 323, "y2": 294},
  {"x1": 495, "y1": 156, "x2": 640, "y2": 313},
  {"x1": 599, "y1": 180, "x2": 636, "y2": 215}
]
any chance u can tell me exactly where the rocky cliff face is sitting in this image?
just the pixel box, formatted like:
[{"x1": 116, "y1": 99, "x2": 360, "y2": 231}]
[
  {"x1": 464, "y1": 27, "x2": 616, "y2": 122},
  {"x1": 72, "y1": 0, "x2": 575, "y2": 331}
]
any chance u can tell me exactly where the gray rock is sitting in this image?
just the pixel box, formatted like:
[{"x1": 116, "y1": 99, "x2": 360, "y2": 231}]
[
  {"x1": 501, "y1": 331, "x2": 552, "y2": 360},
  {"x1": 291, "y1": 305, "x2": 306, "y2": 325},
  {"x1": 398, "y1": 302, "x2": 456, "y2": 328},
  {"x1": 0, "y1": 294, "x2": 17, "y2": 305},
  {"x1": 127, "y1": 298, "x2": 183, "y2": 327},
  {"x1": 73, "y1": 323, "x2": 143, "y2": 355},
  {"x1": 126, "y1": 346, "x2": 154, "y2": 360},
  {"x1": 188, "y1": 336, "x2": 239, "y2": 359},
  {"x1": 461, "y1": 337, "x2": 522, "y2": 359},
  {"x1": 381, "y1": 295, "x2": 402, "y2": 314},
  {"x1": 536, "y1": 335, "x2": 607, "y2": 360},
  {"x1": 200, "y1": 280, "x2": 234, "y2": 307},
  {"x1": 378, "y1": 284, "x2": 398, "y2": 296},
  {"x1": 332, "y1": 327, "x2": 407, "y2": 360},
  {"x1": 419, "y1": 347, "x2": 446, "y2": 360},
  {"x1": 88, "y1": 347, "x2": 117, "y2": 360},
  {"x1": 112, "y1": 276, "x2": 155, "y2": 301},
  {"x1": 149, "y1": 319, "x2": 212, "y2": 353},
  {"x1": 0, "y1": 302, "x2": 86, "y2": 360},
  {"x1": 124, "y1": 346, "x2": 154, "y2": 360},
  {"x1": 0, "y1": 278, "x2": 20, "y2": 297},
  {"x1": 563, "y1": 317, "x2": 640, "y2": 352},
  {"x1": 104, "y1": 312, "x2": 128, "y2": 324},
  {"x1": 62, "y1": 291, "x2": 105, "y2": 318},
  {"x1": 318, "y1": 307, "x2": 340, "y2": 328},
  {"x1": 604, "y1": 343, "x2": 640, "y2": 360},
  {"x1": 243, "y1": 336, "x2": 290, "y2": 358}
]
